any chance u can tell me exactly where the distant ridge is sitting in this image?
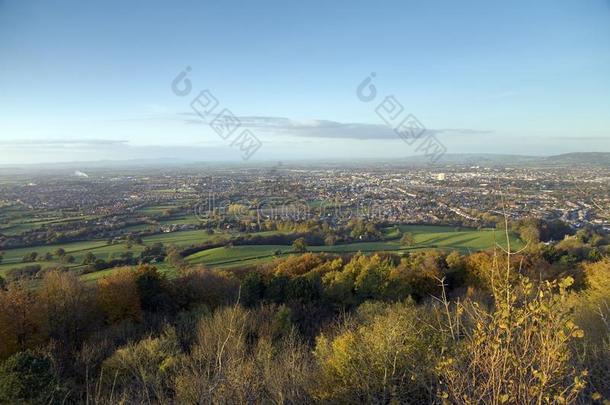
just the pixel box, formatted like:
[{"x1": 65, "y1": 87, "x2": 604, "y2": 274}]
[
  {"x1": 402, "y1": 152, "x2": 610, "y2": 167},
  {"x1": 543, "y1": 152, "x2": 610, "y2": 166},
  {"x1": 0, "y1": 152, "x2": 608, "y2": 172}
]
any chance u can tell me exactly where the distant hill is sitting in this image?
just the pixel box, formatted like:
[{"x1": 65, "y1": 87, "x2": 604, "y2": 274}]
[
  {"x1": 406, "y1": 153, "x2": 540, "y2": 166},
  {"x1": 543, "y1": 152, "x2": 610, "y2": 166},
  {"x1": 400, "y1": 152, "x2": 610, "y2": 167},
  {"x1": 1, "y1": 152, "x2": 609, "y2": 172}
]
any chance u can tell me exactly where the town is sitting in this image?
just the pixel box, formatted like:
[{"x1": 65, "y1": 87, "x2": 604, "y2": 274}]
[{"x1": 1, "y1": 161, "x2": 608, "y2": 250}]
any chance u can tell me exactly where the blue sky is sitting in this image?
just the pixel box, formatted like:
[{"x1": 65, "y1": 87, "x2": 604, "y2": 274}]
[{"x1": 0, "y1": 0, "x2": 609, "y2": 163}]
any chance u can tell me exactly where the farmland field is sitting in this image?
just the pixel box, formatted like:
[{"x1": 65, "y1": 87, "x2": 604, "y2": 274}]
[
  {"x1": 0, "y1": 227, "x2": 288, "y2": 277},
  {"x1": 0, "y1": 224, "x2": 522, "y2": 278},
  {"x1": 184, "y1": 225, "x2": 523, "y2": 269}
]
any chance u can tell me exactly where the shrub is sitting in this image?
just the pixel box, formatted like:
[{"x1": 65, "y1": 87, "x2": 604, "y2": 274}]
[
  {"x1": 570, "y1": 259, "x2": 610, "y2": 401},
  {"x1": 21, "y1": 251, "x2": 38, "y2": 263},
  {"x1": 313, "y1": 301, "x2": 441, "y2": 403},
  {"x1": 574, "y1": 259, "x2": 610, "y2": 337},
  {"x1": 174, "y1": 305, "x2": 313, "y2": 404},
  {"x1": 101, "y1": 328, "x2": 180, "y2": 403},
  {"x1": 0, "y1": 350, "x2": 60, "y2": 404},
  {"x1": 437, "y1": 276, "x2": 587, "y2": 404}
]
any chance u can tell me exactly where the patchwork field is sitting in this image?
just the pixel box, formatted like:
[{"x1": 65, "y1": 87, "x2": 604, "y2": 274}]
[
  {"x1": 0, "y1": 227, "x2": 287, "y2": 278},
  {"x1": 184, "y1": 225, "x2": 523, "y2": 269},
  {"x1": 0, "y1": 224, "x2": 522, "y2": 279}
]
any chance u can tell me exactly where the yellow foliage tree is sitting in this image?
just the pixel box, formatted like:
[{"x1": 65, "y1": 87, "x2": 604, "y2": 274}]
[
  {"x1": 97, "y1": 267, "x2": 142, "y2": 323},
  {"x1": 0, "y1": 283, "x2": 41, "y2": 359},
  {"x1": 37, "y1": 270, "x2": 96, "y2": 347}
]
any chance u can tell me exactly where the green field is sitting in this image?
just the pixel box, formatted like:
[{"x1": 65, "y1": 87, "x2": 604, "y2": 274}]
[
  {"x1": 136, "y1": 204, "x2": 181, "y2": 215},
  {"x1": 0, "y1": 240, "x2": 138, "y2": 278},
  {"x1": 142, "y1": 229, "x2": 224, "y2": 245},
  {"x1": 0, "y1": 228, "x2": 281, "y2": 277},
  {"x1": 184, "y1": 225, "x2": 523, "y2": 269},
  {"x1": 158, "y1": 214, "x2": 201, "y2": 226},
  {"x1": 0, "y1": 224, "x2": 522, "y2": 280},
  {"x1": 0, "y1": 203, "x2": 100, "y2": 236}
]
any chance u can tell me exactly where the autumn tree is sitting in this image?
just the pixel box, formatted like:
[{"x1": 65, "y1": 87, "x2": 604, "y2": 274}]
[
  {"x1": 322, "y1": 253, "x2": 395, "y2": 305},
  {"x1": 37, "y1": 271, "x2": 98, "y2": 352},
  {"x1": 519, "y1": 223, "x2": 541, "y2": 245},
  {"x1": 171, "y1": 267, "x2": 239, "y2": 310},
  {"x1": 0, "y1": 283, "x2": 41, "y2": 359},
  {"x1": 274, "y1": 253, "x2": 324, "y2": 277},
  {"x1": 390, "y1": 250, "x2": 446, "y2": 301},
  {"x1": 97, "y1": 267, "x2": 142, "y2": 323},
  {"x1": 166, "y1": 247, "x2": 187, "y2": 270}
]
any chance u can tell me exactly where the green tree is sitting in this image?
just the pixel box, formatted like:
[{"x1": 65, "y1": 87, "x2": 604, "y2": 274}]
[
  {"x1": 292, "y1": 237, "x2": 308, "y2": 253},
  {"x1": 82, "y1": 251, "x2": 96, "y2": 265},
  {"x1": 61, "y1": 254, "x2": 75, "y2": 264},
  {"x1": 54, "y1": 248, "x2": 66, "y2": 258},
  {"x1": 400, "y1": 232, "x2": 415, "y2": 247},
  {"x1": 241, "y1": 272, "x2": 265, "y2": 307},
  {"x1": 21, "y1": 252, "x2": 38, "y2": 263},
  {"x1": 286, "y1": 275, "x2": 321, "y2": 303},
  {"x1": 0, "y1": 350, "x2": 61, "y2": 404},
  {"x1": 134, "y1": 265, "x2": 173, "y2": 312}
]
